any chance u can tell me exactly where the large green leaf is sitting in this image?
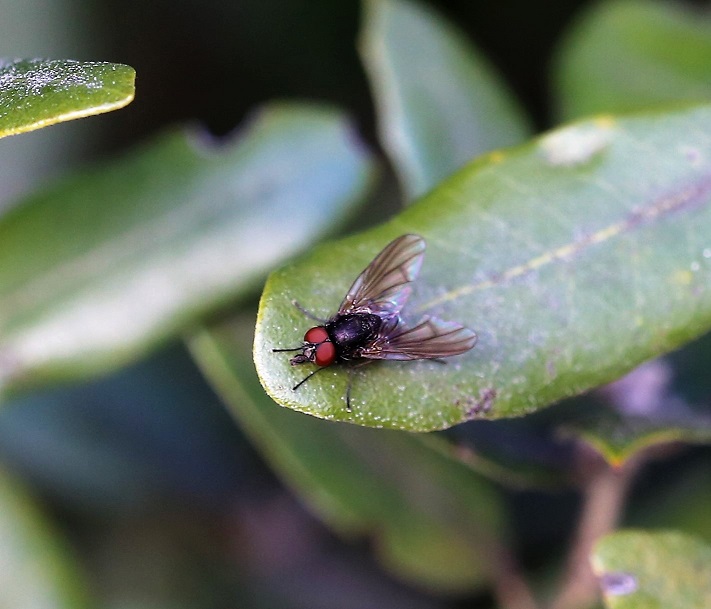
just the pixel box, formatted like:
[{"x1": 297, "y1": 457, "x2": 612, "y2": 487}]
[
  {"x1": 0, "y1": 467, "x2": 90, "y2": 608},
  {"x1": 360, "y1": 0, "x2": 530, "y2": 199},
  {"x1": 191, "y1": 316, "x2": 506, "y2": 593},
  {"x1": 255, "y1": 104, "x2": 711, "y2": 431},
  {"x1": 592, "y1": 530, "x2": 711, "y2": 609},
  {"x1": 554, "y1": 0, "x2": 711, "y2": 121},
  {"x1": 0, "y1": 103, "x2": 374, "y2": 399},
  {"x1": 0, "y1": 59, "x2": 135, "y2": 137}
]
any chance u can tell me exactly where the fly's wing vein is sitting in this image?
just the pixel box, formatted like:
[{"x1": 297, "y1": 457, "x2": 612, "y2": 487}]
[
  {"x1": 361, "y1": 316, "x2": 477, "y2": 360},
  {"x1": 339, "y1": 234, "x2": 425, "y2": 319}
]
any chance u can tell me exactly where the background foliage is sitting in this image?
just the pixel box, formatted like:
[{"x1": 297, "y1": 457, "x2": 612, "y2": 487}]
[{"x1": 0, "y1": 1, "x2": 709, "y2": 608}]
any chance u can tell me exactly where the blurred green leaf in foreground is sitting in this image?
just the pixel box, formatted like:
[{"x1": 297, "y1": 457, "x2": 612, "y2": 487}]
[{"x1": 0, "y1": 103, "x2": 375, "y2": 400}]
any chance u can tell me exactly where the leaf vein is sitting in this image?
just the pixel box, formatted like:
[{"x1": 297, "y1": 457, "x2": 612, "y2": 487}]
[{"x1": 420, "y1": 176, "x2": 711, "y2": 310}]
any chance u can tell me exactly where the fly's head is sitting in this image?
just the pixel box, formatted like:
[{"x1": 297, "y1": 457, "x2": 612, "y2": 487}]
[{"x1": 274, "y1": 325, "x2": 337, "y2": 368}]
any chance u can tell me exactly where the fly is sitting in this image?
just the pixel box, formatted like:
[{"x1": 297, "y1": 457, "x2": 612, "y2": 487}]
[{"x1": 273, "y1": 234, "x2": 477, "y2": 410}]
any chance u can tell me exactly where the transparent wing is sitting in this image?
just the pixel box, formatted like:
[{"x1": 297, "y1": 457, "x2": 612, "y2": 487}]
[
  {"x1": 361, "y1": 316, "x2": 477, "y2": 361},
  {"x1": 339, "y1": 234, "x2": 425, "y2": 319}
]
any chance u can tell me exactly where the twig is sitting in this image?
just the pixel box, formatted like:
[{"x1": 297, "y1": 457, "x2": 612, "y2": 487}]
[
  {"x1": 492, "y1": 543, "x2": 540, "y2": 609},
  {"x1": 549, "y1": 445, "x2": 643, "y2": 609}
]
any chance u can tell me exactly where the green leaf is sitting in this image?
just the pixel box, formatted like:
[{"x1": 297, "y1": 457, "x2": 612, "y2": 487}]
[
  {"x1": 0, "y1": 59, "x2": 135, "y2": 137},
  {"x1": 560, "y1": 360, "x2": 711, "y2": 467},
  {"x1": 255, "y1": 104, "x2": 711, "y2": 431},
  {"x1": 554, "y1": 0, "x2": 711, "y2": 121},
  {"x1": 563, "y1": 406, "x2": 711, "y2": 468},
  {"x1": 592, "y1": 530, "x2": 711, "y2": 609},
  {"x1": 359, "y1": 0, "x2": 530, "y2": 199},
  {"x1": 0, "y1": 467, "x2": 90, "y2": 608},
  {"x1": 0, "y1": 103, "x2": 374, "y2": 399},
  {"x1": 191, "y1": 316, "x2": 507, "y2": 593}
]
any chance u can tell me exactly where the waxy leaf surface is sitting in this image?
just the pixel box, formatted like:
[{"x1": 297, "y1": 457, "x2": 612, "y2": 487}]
[
  {"x1": 256, "y1": 105, "x2": 711, "y2": 431},
  {"x1": 0, "y1": 103, "x2": 374, "y2": 399},
  {"x1": 0, "y1": 59, "x2": 135, "y2": 137},
  {"x1": 360, "y1": 0, "x2": 530, "y2": 199}
]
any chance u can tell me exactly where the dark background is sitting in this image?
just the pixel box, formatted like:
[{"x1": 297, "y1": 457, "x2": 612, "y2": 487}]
[{"x1": 100, "y1": 0, "x2": 588, "y2": 146}]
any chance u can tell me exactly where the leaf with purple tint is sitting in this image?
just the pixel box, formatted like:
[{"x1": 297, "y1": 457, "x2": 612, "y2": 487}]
[{"x1": 256, "y1": 104, "x2": 711, "y2": 431}]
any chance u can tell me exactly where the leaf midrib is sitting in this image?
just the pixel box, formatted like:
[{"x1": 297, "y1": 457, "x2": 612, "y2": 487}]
[{"x1": 417, "y1": 168, "x2": 711, "y2": 313}]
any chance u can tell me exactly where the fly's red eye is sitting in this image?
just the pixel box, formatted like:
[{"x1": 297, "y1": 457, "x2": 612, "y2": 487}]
[
  {"x1": 314, "y1": 341, "x2": 336, "y2": 366},
  {"x1": 304, "y1": 326, "x2": 329, "y2": 344}
]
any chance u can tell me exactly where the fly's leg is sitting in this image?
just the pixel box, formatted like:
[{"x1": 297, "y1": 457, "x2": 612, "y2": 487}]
[
  {"x1": 345, "y1": 372, "x2": 353, "y2": 411},
  {"x1": 344, "y1": 360, "x2": 376, "y2": 411},
  {"x1": 293, "y1": 366, "x2": 326, "y2": 391},
  {"x1": 292, "y1": 300, "x2": 328, "y2": 323}
]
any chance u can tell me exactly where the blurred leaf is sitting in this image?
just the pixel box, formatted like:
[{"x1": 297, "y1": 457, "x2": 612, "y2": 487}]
[
  {"x1": 563, "y1": 408, "x2": 711, "y2": 468},
  {"x1": 359, "y1": 0, "x2": 531, "y2": 199},
  {"x1": 564, "y1": 406, "x2": 711, "y2": 467},
  {"x1": 0, "y1": 59, "x2": 135, "y2": 137},
  {"x1": 255, "y1": 104, "x2": 711, "y2": 430},
  {"x1": 0, "y1": 467, "x2": 90, "y2": 608},
  {"x1": 554, "y1": 0, "x2": 711, "y2": 121},
  {"x1": 0, "y1": 344, "x2": 244, "y2": 512},
  {"x1": 592, "y1": 529, "x2": 711, "y2": 609},
  {"x1": 560, "y1": 360, "x2": 711, "y2": 466},
  {"x1": 191, "y1": 317, "x2": 507, "y2": 593},
  {"x1": 0, "y1": 103, "x2": 375, "y2": 400}
]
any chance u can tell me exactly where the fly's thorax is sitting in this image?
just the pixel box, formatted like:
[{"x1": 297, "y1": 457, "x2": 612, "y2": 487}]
[{"x1": 326, "y1": 313, "x2": 382, "y2": 355}]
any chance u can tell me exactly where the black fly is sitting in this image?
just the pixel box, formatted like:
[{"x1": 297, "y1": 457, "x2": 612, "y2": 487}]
[{"x1": 273, "y1": 234, "x2": 477, "y2": 409}]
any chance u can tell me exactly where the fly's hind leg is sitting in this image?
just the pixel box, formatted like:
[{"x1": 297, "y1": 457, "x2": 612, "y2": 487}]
[
  {"x1": 345, "y1": 372, "x2": 354, "y2": 411},
  {"x1": 344, "y1": 360, "x2": 375, "y2": 411}
]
